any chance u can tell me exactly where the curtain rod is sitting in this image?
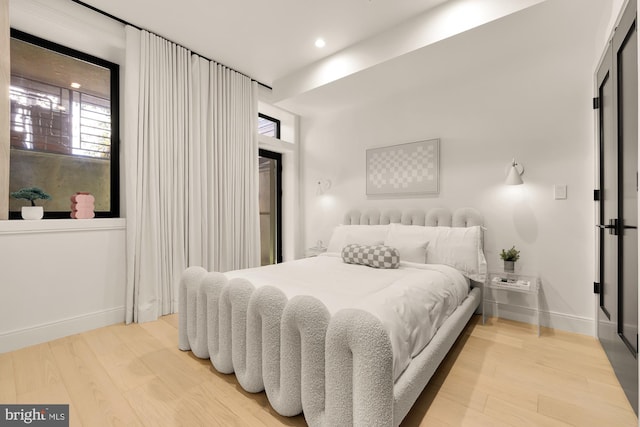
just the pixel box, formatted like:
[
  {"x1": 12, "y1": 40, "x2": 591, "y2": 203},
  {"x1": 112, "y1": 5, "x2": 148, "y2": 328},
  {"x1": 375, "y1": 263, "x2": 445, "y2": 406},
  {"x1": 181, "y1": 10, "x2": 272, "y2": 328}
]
[{"x1": 70, "y1": 0, "x2": 272, "y2": 90}]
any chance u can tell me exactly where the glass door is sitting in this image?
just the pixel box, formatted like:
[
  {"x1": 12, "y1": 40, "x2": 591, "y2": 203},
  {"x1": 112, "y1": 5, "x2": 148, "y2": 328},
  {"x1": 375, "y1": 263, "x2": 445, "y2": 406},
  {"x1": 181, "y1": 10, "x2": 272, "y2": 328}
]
[
  {"x1": 258, "y1": 149, "x2": 282, "y2": 265},
  {"x1": 595, "y1": 0, "x2": 638, "y2": 413}
]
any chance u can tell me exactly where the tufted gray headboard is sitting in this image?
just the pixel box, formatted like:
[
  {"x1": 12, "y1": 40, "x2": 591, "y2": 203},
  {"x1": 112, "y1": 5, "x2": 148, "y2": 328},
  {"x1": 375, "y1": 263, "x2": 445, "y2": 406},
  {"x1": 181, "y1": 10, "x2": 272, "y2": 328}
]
[{"x1": 343, "y1": 207, "x2": 483, "y2": 228}]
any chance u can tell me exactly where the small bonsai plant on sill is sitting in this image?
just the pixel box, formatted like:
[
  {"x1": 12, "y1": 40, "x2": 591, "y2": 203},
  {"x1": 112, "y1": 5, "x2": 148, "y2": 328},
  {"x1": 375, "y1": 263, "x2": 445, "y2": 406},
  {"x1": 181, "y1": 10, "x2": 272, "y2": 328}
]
[
  {"x1": 10, "y1": 187, "x2": 52, "y2": 220},
  {"x1": 500, "y1": 245, "x2": 520, "y2": 273}
]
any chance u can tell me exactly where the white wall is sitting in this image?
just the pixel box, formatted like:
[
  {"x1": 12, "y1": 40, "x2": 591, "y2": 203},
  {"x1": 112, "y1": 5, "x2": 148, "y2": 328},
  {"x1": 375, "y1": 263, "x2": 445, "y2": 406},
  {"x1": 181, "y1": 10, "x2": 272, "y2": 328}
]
[
  {"x1": 0, "y1": 0, "x2": 128, "y2": 352},
  {"x1": 257, "y1": 97, "x2": 302, "y2": 261},
  {"x1": 0, "y1": 220, "x2": 126, "y2": 352},
  {"x1": 299, "y1": 0, "x2": 615, "y2": 335}
]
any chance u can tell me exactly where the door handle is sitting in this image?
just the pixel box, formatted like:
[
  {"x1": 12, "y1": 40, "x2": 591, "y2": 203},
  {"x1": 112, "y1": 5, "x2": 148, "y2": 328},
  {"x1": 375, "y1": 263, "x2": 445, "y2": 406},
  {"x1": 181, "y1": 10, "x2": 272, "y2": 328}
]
[{"x1": 596, "y1": 219, "x2": 619, "y2": 235}]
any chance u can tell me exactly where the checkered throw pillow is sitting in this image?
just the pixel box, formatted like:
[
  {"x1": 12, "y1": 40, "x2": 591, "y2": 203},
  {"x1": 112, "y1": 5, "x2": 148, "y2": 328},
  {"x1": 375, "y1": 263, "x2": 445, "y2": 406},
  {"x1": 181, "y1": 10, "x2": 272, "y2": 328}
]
[{"x1": 341, "y1": 244, "x2": 400, "y2": 269}]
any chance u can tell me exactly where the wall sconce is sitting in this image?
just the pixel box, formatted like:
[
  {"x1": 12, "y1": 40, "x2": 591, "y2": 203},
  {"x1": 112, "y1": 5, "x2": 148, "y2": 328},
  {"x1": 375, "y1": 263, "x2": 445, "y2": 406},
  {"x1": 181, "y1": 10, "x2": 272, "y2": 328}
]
[
  {"x1": 505, "y1": 159, "x2": 524, "y2": 185},
  {"x1": 316, "y1": 179, "x2": 332, "y2": 195}
]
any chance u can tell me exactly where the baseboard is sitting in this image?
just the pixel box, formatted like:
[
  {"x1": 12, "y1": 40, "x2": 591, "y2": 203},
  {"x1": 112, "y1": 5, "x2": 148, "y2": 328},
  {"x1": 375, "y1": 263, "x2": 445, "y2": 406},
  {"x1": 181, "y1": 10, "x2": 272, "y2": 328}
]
[
  {"x1": 483, "y1": 303, "x2": 594, "y2": 336},
  {"x1": 1, "y1": 303, "x2": 594, "y2": 353},
  {"x1": 0, "y1": 306, "x2": 126, "y2": 353}
]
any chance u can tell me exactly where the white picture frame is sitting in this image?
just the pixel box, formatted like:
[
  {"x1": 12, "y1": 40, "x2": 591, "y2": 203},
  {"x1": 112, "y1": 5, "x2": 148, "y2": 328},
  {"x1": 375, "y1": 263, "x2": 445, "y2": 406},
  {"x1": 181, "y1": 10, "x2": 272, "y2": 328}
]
[{"x1": 366, "y1": 138, "x2": 440, "y2": 196}]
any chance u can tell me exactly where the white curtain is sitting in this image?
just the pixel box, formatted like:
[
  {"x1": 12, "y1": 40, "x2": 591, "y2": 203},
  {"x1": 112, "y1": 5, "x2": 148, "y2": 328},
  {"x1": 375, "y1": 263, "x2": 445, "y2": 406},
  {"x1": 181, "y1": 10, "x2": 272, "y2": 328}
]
[
  {"x1": 124, "y1": 26, "x2": 260, "y2": 324},
  {"x1": 189, "y1": 56, "x2": 260, "y2": 272}
]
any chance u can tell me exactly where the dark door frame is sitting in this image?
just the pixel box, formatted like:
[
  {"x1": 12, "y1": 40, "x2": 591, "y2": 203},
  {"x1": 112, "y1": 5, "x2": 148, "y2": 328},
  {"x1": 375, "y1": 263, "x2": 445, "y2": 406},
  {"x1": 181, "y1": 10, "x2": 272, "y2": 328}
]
[
  {"x1": 595, "y1": 0, "x2": 638, "y2": 414},
  {"x1": 596, "y1": 44, "x2": 611, "y2": 321},
  {"x1": 259, "y1": 149, "x2": 283, "y2": 264}
]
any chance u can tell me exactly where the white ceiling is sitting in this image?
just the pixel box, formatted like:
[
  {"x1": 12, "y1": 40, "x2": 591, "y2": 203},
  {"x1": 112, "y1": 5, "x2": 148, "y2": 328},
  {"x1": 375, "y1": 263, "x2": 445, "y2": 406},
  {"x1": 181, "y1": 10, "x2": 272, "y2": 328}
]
[
  {"x1": 69, "y1": 0, "x2": 615, "y2": 117},
  {"x1": 78, "y1": 0, "x2": 449, "y2": 87},
  {"x1": 277, "y1": 0, "x2": 616, "y2": 116}
]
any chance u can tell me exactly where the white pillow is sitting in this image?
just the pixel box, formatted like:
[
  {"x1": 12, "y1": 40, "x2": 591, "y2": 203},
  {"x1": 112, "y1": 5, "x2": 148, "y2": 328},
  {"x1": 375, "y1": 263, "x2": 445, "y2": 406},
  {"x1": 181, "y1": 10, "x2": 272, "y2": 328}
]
[
  {"x1": 326, "y1": 224, "x2": 390, "y2": 253},
  {"x1": 385, "y1": 223, "x2": 487, "y2": 282},
  {"x1": 384, "y1": 234, "x2": 429, "y2": 263}
]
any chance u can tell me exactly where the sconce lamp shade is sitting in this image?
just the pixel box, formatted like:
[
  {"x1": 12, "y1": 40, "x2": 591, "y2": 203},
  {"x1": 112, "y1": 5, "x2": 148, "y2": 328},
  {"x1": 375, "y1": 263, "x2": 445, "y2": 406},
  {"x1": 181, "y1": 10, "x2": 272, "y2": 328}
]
[{"x1": 505, "y1": 159, "x2": 524, "y2": 185}]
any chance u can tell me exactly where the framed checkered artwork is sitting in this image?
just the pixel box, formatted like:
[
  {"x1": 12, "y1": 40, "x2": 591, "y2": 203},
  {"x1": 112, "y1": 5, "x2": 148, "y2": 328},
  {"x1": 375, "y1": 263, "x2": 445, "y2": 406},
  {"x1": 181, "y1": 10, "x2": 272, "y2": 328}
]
[{"x1": 366, "y1": 139, "x2": 439, "y2": 196}]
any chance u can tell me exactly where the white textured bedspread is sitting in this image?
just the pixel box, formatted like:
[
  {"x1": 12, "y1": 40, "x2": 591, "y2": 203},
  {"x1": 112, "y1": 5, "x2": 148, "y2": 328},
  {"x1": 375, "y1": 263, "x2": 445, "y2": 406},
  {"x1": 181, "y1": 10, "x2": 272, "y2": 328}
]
[{"x1": 225, "y1": 253, "x2": 469, "y2": 380}]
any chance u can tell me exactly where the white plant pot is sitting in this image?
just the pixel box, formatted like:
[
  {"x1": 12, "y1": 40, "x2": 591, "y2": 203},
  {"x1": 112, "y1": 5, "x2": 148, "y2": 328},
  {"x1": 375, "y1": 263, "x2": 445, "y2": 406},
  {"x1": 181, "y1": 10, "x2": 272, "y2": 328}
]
[
  {"x1": 21, "y1": 206, "x2": 44, "y2": 220},
  {"x1": 504, "y1": 260, "x2": 515, "y2": 273}
]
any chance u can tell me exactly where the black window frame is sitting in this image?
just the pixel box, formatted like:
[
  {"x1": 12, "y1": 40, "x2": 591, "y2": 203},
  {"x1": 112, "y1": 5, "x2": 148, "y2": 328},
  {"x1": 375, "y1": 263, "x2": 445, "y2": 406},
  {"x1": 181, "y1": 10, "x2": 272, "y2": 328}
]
[
  {"x1": 8, "y1": 28, "x2": 120, "y2": 219},
  {"x1": 258, "y1": 113, "x2": 281, "y2": 139}
]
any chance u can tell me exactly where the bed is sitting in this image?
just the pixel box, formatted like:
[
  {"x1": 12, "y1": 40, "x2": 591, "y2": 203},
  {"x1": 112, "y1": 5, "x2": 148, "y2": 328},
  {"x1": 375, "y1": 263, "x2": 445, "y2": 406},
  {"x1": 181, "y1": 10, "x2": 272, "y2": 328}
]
[{"x1": 178, "y1": 207, "x2": 486, "y2": 426}]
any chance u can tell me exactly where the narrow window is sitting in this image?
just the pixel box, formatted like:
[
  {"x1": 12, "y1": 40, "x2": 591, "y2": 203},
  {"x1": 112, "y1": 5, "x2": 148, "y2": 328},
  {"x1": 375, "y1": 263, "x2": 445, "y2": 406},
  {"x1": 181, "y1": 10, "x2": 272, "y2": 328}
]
[
  {"x1": 258, "y1": 113, "x2": 280, "y2": 139},
  {"x1": 8, "y1": 29, "x2": 119, "y2": 219}
]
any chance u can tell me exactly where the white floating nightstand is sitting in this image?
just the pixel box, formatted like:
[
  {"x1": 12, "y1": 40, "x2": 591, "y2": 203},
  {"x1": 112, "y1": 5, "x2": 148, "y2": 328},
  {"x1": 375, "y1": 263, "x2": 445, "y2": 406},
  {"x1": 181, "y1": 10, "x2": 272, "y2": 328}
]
[{"x1": 483, "y1": 272, "x2": 541, "y2": 336}]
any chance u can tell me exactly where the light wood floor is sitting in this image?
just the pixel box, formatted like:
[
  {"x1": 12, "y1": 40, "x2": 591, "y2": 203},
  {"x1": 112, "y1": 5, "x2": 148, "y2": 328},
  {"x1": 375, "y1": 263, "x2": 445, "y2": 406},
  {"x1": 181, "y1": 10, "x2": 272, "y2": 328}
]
[{"x1": 1, "y1": 315, "x2": 637, "y2": 426}]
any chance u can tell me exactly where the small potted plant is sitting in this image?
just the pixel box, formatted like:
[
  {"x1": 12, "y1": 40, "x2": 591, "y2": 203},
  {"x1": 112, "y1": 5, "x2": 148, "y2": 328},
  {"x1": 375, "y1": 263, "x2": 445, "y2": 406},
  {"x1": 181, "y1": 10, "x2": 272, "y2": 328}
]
[
  {"x1": 500, "y1": 245, "x2": 520, "y2": 273},
  {"x1": 10, "y1": 187, "x2": 52, "y2": 220}
]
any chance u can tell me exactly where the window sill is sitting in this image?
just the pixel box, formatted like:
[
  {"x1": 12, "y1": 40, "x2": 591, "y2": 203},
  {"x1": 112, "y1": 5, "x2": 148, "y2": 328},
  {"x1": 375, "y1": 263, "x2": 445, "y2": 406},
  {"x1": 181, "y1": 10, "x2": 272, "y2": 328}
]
[{"x1": 0, "y1": 218, "x2": 126, "y2": 235}]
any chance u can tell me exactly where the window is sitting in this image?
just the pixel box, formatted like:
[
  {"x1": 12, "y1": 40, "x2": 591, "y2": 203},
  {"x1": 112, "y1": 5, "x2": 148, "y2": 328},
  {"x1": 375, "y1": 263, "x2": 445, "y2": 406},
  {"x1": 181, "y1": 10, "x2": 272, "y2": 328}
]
[
  {"x1": 258, "y1": 113, "x2": 280, "y2": 139},
  {"x1": 8, "y1": 29, "x2": 119, "y2": 219}
]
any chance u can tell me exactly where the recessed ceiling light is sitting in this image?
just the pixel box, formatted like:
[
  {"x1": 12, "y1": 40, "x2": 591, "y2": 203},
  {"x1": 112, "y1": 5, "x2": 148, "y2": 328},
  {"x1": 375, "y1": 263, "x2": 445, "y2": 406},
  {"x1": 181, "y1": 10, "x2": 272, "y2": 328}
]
[
  {"x1": 70, "y1": 82, "x2": 81, "y2": 89},
  {"x1": 315, "y1": 38, "x2": 326, "y2": 48}
]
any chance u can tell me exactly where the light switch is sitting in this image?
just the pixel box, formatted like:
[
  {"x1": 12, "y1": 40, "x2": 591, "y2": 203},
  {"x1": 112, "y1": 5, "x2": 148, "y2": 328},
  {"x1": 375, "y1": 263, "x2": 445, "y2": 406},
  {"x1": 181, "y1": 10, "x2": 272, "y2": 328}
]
[{"x1": 554, "y1": 184, "x2": 567, "y2": 200}]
